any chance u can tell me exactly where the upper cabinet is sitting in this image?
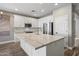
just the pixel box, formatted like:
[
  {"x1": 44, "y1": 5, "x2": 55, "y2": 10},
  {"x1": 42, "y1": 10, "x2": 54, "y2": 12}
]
[
  {"x1": 14, "y1": 15, "x2": 38, "y2": 27},
  {"x1": 14, "y1": 15, "x2": 25, "y2": 27},
  {"x1": 24, "y1": 17, "x2": 38, "y2": 27}
]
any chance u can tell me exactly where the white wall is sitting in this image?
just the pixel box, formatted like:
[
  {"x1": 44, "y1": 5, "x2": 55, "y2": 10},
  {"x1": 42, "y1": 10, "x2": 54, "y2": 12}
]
[
  {"x1": 53, "y1": 15, "x2": 68, "y2": 35},
  {"x1": 74, "y1": 13, "x2": 79, "y2": 38},
  {"x1": 10, "y1": 15, "x2": 14, "y2": 41},
  {"x1": 53, "y1": 4, "x2": 73, "y2": 47},
  {"x1": 14, "y1": 15, "x2": 38, "y2": 27},
  {"x1": 38, "y1": 15, "x2": 53, "y2": 34},
  {"x1": 53, "y1": 5, "x2": 71, "y2": 36},
  {"x1": 74, "y1": 13, "x2": 79, "y2": 47}
]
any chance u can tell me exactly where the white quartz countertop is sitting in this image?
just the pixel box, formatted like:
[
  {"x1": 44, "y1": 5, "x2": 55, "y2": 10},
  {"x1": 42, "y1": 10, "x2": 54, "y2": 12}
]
[{"x1": 15, "y1": 32, "x2": 64, "y2": 49}]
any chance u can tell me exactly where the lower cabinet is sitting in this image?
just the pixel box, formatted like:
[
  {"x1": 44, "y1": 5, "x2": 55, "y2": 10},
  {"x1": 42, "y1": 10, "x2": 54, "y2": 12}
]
[
  {"x1": 20, "y1": 39, "x2": 64, "y2": 56},
  {"x1": 20, "y1": 39, "x2": 46, "y2": 56}
]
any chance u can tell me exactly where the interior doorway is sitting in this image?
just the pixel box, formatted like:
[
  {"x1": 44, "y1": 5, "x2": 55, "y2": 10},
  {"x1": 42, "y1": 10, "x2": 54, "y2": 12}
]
[{"x1": 0, "y1": 14, "x2": 10, "y2": 42}]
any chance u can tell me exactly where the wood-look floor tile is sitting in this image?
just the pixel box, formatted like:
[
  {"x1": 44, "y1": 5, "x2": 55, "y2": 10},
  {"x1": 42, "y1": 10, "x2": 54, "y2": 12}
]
[{"x1": 0, "y1": 42, "x2": 28, "y2": 56}]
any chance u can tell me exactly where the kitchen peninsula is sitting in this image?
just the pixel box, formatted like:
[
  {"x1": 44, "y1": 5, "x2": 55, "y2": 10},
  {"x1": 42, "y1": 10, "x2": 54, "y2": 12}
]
[{"x1": 15, "y1": 32, "x2": 64, "y2": 56}]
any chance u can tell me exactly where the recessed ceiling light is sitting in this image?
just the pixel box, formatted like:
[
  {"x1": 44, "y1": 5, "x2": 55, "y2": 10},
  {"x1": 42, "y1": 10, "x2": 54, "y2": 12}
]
[
  {"x1": 54, "y1": 3, "x2": 58, "y2": 6},
  {"x1": 15, "y1": 8, "x2": 18, "y2": 11},
  {"x1": 0, "y1": 11, "x2": 3, "y2": 14}
]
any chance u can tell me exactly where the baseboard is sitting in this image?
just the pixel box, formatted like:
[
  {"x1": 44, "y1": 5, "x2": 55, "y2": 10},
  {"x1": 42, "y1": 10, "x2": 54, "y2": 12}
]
[
  {"x1": 65, "y1": 44, "x2": 74, "y2": 50},
  {"x1": 65, "y1": 46, "x2": 75, "y2": 50},
  {"x1": 0, "y1": 40, "x2": 16, "y2": 45},
  {"x1": 67, "y1": 47, "x2": 73, "y2": 50}
]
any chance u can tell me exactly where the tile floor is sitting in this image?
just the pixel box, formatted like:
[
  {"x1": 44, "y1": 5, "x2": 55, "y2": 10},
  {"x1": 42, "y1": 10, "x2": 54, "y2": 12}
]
[
  {"x1": 0, "y1": 42, "x2": 79, "y2": 56},
  {"x1": 0, "y1": 42, "x2": 28, "y2": 56},
  {"x1": 64, "y1": 47, "x2": 79, "y2": 56}
]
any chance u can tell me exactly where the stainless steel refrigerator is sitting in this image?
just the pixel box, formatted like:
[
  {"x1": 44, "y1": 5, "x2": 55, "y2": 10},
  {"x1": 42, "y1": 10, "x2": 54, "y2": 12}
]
[
  {"x1": 43, "y1": 22, "x2": 53, "y2": 35},
  {"x1": 49, "y1": 22, "x2": 53, "y2": 35},
  {"x1": 43, "y1": 23, "x2": 47, "y2": 34}
]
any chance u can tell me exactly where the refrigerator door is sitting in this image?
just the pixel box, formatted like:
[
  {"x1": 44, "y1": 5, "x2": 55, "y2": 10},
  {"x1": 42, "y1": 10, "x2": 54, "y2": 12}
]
[
  {"x1": 49, "y1": 22, "x2": 53, "y2": 35},
  {"x1": 43, "y1": 23, "x2": 47, "y2": 34}
]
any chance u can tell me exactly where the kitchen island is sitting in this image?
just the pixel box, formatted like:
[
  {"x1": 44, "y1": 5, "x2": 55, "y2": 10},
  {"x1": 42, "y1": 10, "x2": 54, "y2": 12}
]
[{"x1": 15, "y1": 32, "x2": 64, "y2": 56}]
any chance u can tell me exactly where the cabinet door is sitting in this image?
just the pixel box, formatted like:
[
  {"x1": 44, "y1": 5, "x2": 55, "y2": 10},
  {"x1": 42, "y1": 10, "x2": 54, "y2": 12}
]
[
  {"x1": 47, "y1": 39, "x2": 64, "y2": 56},
  {"x1": 14, "y1": 15, "x2": 25, "y2": 27}
]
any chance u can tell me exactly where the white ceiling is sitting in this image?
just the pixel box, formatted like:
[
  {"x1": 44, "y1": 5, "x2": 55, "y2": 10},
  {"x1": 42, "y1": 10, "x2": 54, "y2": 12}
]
[{"x1": 0, "y1": 3, "x2": 69, "y2": 18}]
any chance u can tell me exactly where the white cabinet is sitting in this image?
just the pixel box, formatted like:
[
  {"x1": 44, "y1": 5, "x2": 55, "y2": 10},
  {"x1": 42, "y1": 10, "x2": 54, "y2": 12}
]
[
  {"x1": 20, "y1": 38, "x2": 64, "y2": 56},
  {"x1": 14, "y1": 15, "x2": 25, "y2": 27},
  {"x1": 20, "y1": 39, "x2": 46, "y2": 56},
  {"x1": 14, "y1": 15, "x2": 38, "y2": 27},
  {"x1": 24, "y1": 17, "x2": 38, "y2": 27}
]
